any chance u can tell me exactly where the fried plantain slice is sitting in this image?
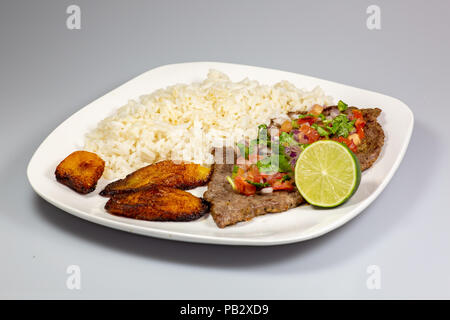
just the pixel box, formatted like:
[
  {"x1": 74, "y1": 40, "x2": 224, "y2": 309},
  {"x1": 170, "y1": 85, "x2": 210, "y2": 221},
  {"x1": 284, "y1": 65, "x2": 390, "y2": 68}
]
[
  {"x1": 55, "y1": 151, "x2": 105, "y2": 194},
  {"x1": 104, "y1": 186, "x2": 209, "y2": 221},
  {"x1": 100, "y1": 160, "x2": 212, "y2": 197}
]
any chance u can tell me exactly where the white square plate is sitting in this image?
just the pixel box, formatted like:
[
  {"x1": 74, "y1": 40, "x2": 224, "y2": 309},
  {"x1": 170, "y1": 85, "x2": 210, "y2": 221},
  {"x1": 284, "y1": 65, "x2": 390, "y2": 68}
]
[{"x1": 27, "y1": 62, "x2": 414, "y2": 246}]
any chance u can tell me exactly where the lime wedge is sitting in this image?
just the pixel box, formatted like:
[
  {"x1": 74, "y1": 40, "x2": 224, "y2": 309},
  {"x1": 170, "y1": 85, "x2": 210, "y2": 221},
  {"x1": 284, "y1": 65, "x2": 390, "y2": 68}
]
[{"x1": 294, "y1": 140, "x2": 361, "y2": 208}]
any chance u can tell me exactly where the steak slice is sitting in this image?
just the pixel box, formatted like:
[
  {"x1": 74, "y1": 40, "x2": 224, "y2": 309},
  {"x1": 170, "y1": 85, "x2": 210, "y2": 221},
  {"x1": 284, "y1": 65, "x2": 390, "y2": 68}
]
[
  {"x1": 354, "y1": 108, "x2": 384, "y2": 171},
  {"x1": 203, "y1": 149, "x2": 304, "y2": 228}
]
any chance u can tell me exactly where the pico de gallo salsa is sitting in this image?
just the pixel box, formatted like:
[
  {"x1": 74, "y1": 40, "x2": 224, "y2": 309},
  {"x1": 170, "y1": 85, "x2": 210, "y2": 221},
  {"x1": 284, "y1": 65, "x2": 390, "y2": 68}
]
[{"x1": 227, "y1": 100, "x2": 367, "y2": 196}]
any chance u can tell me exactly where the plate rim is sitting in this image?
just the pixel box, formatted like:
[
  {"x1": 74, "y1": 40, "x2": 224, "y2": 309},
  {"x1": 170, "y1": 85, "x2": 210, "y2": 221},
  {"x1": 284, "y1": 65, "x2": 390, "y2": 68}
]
[{"x1": 27, "y1": 61, "x2": 415, "y2": 246}]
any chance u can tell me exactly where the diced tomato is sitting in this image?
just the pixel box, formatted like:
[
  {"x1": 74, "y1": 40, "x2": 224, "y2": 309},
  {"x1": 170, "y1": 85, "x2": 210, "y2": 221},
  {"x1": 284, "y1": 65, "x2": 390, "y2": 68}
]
[
  {"x1": 248, "y1": 164, "x2": 260, "y2": 176},
  {"x1": 356, "y1": 125, "x2": 365, "y2": 139},
  {"x1": 355, "y1": 118, "x2": 366, "y2": 139},
  {"x1": 299, "y1": 124, "x2": 320, "y2": 143},
  {"x1": 234, "y1": 176, "x2": 257, "y2": 196},
  {"x1": 271, "y1": 180, "x2": 294, "y2": 191},
  {"x1": 355, "y1": 118, "x2": 365, "y2": 127},
  {"x1": 236, "y1": 167, "x2": 245, "y2": 176},
  {"x1": 246, "y1": 164, "x2": 264, "y2": 183},
  {"x1": 295, "y1": 116, "x2": 317, "y2": 126},
  {"x1": 352, "y1": 109, "x2": 363, "y2": 120},
  {"x1": 348, "y1": 109, "x2": 366, "y2": 139},
  {"x1": 261, "y1": 172, "x2": 284, "y2": 184},
  {"x1": 335, "y1": 136, "x2": 357, "y2": 153}
]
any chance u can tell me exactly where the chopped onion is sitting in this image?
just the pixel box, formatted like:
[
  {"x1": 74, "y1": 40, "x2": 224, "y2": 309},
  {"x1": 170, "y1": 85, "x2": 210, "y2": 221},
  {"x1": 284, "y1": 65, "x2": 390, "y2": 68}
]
[
  {"x1": 295, "y1": 133, "x2": 309, "y2": 144},
  {"x1": 290, "y1": 157, "x2": 299, "y2": 168},
  {"x1": 329, "y1": 107, "x2": 340, "y2": 118},
  {"x1": 285, "y1": 145, "x2": 301, "y2": 158},
  {"x1": 261, "y1": 187, "x2": 273, "y2": 194}
]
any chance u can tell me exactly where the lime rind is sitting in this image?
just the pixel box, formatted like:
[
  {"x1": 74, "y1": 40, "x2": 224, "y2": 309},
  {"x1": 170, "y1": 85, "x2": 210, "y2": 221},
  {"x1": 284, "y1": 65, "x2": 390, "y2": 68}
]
[{"x1": 294, "y1": 140, "x2": 361, "y2": 208}]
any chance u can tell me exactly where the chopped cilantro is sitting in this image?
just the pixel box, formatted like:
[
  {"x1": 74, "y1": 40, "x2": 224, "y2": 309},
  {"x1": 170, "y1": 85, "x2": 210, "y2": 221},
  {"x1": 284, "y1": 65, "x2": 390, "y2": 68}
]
[
  {"x1": 297, "y1": 113, "x2": 316, "y2": 119},
  {"x1": 231, "y1": 165, "x2": 239, "y2": 178},
  {"x1": 256, "y1": 156, "x2": 276, "y2": 173},
  {"x1": 245, "y1": 180, "x2": 270, "y2": 188},
  {"x1": 311, "y1": 123, "x2": 329, "y2": 137},
  {"x1": 257, "y1": 153, "x2": 292, "y2": 173},
  {"x1": 322, "y1": 118, "x2": 332, "y2": 125},
  {"x1": 329, "y1": 114, "x2": 355, "y2": 137},
  {"x1": 279, "y1": 132, "x2": 297, "y2": 146},
  {"x1": 317, "y1": 126, "x2": 330, "y2": 137},
  {"x1": 337, "y1": 100, "x2": 348, "y2": 112}
]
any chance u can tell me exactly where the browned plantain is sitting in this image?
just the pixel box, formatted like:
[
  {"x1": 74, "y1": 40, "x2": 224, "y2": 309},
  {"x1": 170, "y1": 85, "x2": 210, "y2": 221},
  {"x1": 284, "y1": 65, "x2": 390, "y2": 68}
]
[
  {"x1": 100, "y1": 160, "x2": 212, "y2": 197},
  {"x1": 105, "y1": 186, "x2": 209, "y2": 221},
  {"x1": 55, "y1": 151, "x2": 105, "y2": 194}
]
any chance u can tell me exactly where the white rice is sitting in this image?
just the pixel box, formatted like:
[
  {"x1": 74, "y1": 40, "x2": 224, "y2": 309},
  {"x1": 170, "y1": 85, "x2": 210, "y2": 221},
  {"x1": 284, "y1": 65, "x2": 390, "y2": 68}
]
[{"x1": 84, "y1": 70, "x2": 333, "y2": 179}]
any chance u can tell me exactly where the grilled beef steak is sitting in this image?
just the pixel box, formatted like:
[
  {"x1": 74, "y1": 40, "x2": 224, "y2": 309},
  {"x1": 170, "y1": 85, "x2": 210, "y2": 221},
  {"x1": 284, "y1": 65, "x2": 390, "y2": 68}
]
[
  {"x1": 204, "y1": 107, "x2": 384, "y2": 228},
  {"x1": 203, "y1": 148, "x2": 304, "y2": 228}
]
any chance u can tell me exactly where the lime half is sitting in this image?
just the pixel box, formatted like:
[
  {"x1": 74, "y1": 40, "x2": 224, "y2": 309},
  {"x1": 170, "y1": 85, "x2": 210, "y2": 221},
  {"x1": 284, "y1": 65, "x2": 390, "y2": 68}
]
[{"x1": 294, "y1": 140, "x2": 361, "y2": 208}]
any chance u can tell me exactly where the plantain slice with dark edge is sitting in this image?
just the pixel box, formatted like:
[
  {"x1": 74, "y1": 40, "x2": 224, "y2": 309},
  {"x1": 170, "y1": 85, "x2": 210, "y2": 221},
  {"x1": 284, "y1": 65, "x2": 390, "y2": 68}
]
[
  {"x1": 100, "y1": 160, "x2": 212, "y2": 197},
  {"x1": 105, "y1": 186, "x2": 209, "y2": 221},
  {"x1": 55, "y1": 151, "x2": 105, "y2": 194}
]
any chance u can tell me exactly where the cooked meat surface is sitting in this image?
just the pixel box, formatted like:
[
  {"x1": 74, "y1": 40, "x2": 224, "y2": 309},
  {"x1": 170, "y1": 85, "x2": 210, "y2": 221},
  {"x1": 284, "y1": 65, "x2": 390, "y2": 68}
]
[
  {"x1": 203, "y1": 148, "x2": 303, "y2": 228},
  {"x1": 100, "y1": 160, "x2": 212, "y2": 197},
  {"x1": 55, "y1": 151, "x2": 105, "y2": 194},
  {"x1": 354, "y1": 108, "x2": 384, "y2": 171},
  {"x1": 105, "y1": 186, "x2": 208, "y2": 221}
]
